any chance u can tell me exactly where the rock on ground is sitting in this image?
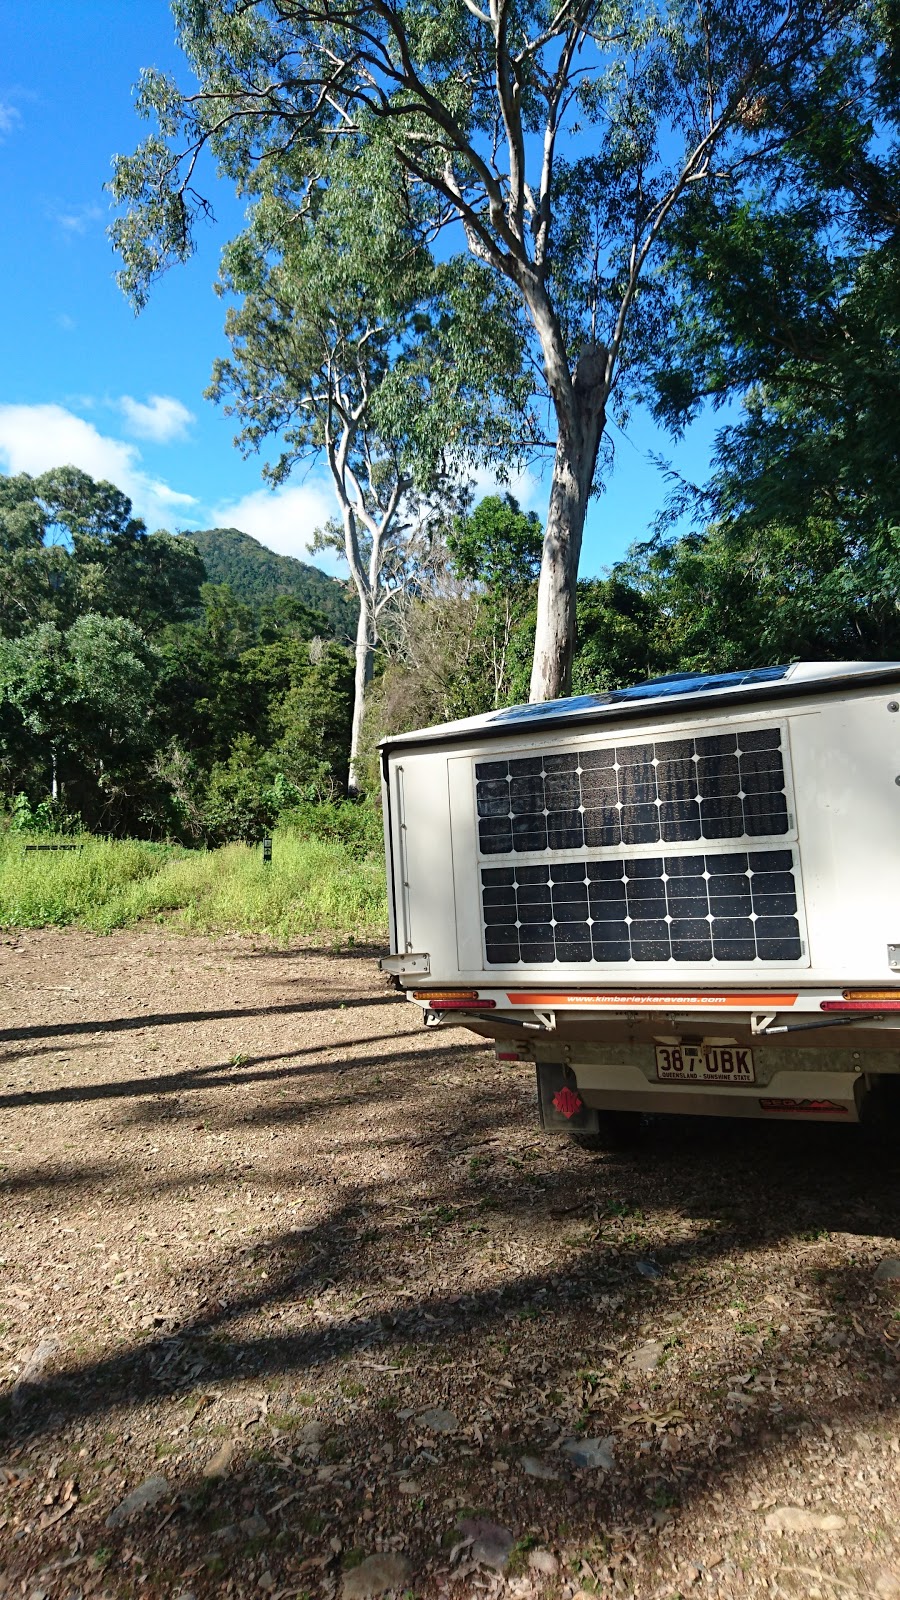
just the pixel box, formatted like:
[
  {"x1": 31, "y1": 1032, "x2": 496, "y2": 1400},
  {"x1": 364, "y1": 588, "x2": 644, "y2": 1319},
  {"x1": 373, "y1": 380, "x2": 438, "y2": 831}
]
[{"x1": 340, "y1": 1554, "x2": 413, "y2": 1598}]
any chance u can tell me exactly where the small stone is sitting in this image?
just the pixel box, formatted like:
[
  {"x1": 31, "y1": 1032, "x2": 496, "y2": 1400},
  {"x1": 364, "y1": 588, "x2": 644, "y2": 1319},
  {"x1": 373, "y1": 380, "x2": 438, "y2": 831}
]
[
  {"x1": 398, "y1": 1479, "x2": 422, "y2": 1495},
  {"x1": 635, "y1": 1259, "x2": 663, "y2": 1280},
  {"x1": 415, "y1": 1407, "x2": 457, "y2": 1434},
  {"x1": 457, "y1": 1517, "x2": 515, "y2": 1570},
  {"x1": 560, "y1": 1435, "x2": 615, "y2": 1471},
  {"x1": 12, "y1": 1340, "x2": 59, "y2": 1408},
  {"x1": 875, "y1": 1258, "x2": 900, "y2": 1282},
  {"x1": 528, "y1": 1548, "x2": 559, "y2": 1576},
  {"x1": 340, "y1": 1553, "x2": 413, "y2": 1598},
  {"x1": 203, "y1": 1439, "x2": 235, "y2": 1478},
  {"x1": 764, "y1": 1506, "x2": 846, "y2": 1533},
  {"x1": 627, "y1": 1340, "x2": 665, "y2": 1374},
  {"x1": 258, "y1": 1573, "x2": 275, "y2": 1593},
  {"x1": 105, "y1": 1473, "x2": 170, "y2": 1528},
  {"x1": 240, "y1": 1511, "x2": 269, "y2": 1538},
  {"x1": 520, "y1": 1454, "x2": 559, "y2": 1481},
  {"x1": 875, "y1": 1569, "x2": 900, "y2": 1598}
]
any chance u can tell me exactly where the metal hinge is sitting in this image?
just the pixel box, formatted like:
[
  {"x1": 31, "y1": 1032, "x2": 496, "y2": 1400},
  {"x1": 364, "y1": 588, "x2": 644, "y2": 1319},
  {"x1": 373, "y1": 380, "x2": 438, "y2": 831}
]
[
  {"x1": 379, "y1": 952, "x2": 431, "y2": 977},
  {"x1": 888, "y1": 945, "x2": 900, "y2": 972}
]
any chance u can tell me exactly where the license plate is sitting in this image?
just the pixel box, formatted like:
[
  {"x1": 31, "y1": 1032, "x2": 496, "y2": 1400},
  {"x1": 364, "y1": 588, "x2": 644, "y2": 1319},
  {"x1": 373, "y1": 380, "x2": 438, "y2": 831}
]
[{"x1": 655, "y1": 1044, "x2": 755, "y2": 1084}]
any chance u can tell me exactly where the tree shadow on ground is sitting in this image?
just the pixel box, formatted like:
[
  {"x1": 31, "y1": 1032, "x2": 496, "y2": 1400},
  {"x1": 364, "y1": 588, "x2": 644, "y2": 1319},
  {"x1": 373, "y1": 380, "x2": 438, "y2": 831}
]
[
  {"x1": 0, "y1": 1032, "x2": 452, "y2": 1113},
  {"x1": 3, "y1": 1099, "x2": 900, "y2": 1598},
  {"x1": 0, "y1": 991, "x2": 402, "y2": 1050}
]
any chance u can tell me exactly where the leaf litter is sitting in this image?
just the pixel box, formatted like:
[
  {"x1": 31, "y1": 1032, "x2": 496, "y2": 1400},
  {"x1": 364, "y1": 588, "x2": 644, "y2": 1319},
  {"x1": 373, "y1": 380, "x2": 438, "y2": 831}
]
[{"x1": 0, "y1": 928, "x2": 899, "y2": 1598}]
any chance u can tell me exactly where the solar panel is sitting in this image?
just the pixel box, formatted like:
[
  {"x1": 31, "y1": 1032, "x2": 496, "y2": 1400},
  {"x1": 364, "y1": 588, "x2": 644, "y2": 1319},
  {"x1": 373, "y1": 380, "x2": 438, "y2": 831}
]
[
  {"x1": 483, "y1": 666, "x2": 789, "y2": 726},
  {"x1": 482, "y1": 849, "x2": 803, "y2": 966},
  {"x1": 475, "y1": 726, "x2": 789, "y2": 856}
]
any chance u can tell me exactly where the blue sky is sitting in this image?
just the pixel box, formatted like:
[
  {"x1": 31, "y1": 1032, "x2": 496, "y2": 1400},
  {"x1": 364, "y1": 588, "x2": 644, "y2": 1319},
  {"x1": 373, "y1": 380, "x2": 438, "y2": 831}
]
[{"x1": 0, "y1": 0, "x2": 725, "y2": 579}]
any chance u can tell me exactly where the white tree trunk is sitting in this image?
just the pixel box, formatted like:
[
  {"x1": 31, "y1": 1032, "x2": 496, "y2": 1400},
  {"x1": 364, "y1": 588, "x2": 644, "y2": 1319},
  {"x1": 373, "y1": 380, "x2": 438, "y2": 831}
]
[
  {"x1": 347, "y1": 596, "x2": 374, "y2": 795},
  {"x1": 529, "y1": 344, "x2": 609, "y2": 702}
]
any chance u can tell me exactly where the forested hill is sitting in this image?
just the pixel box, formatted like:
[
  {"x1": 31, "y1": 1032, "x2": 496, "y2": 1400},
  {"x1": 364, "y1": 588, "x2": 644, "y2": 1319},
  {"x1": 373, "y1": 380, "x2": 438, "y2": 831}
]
[{"x1": 183, "y1": 526, "x2": 356, "y2": 640}]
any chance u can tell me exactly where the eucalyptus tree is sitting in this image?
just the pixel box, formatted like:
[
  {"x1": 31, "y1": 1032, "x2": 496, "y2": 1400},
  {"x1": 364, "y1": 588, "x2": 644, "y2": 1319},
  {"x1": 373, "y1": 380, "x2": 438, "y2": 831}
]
[
  {"x1": 0, "y1": 467, "x2": 204, "y2": 638},
  {"x1": 206, "y1": 164, "x2": 528, "y2": 789},
  {"x1": 112, "y1": 0, "x2": 874, "y2": 700}
]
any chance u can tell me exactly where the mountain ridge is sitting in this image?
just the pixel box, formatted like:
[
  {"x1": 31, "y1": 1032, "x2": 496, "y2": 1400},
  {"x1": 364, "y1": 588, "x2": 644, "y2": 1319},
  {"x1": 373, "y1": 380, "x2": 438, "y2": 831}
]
[{"x1": 182, "y1": 526, "x2": 355, "y2": 640}]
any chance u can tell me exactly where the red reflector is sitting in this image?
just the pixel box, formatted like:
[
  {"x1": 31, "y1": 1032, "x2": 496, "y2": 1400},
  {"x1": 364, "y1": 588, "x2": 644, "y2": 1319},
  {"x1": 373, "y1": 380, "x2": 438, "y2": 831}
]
[
  {"x1": 820, "y1": 1001, "x2": 900, "y2": 1011},
  {"x1": 429, "y1": 998, "x2": 497, "y2": 1010},
  {"x1": 552, "y1": 1086, "x2": 584, "y2": 1119},
  {"x1": 496, "y1": 1051, "x2": 522, "y2": 1061}
]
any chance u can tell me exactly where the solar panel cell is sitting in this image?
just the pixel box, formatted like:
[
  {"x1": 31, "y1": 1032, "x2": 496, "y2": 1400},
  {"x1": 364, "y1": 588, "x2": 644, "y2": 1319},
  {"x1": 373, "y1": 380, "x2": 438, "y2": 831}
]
[
  {"x1": 475, "y1": 725, "x2": 790, "y2": 854},
  {"x1": 481, "y1": 847, "x2": 803, "y2": 965}
]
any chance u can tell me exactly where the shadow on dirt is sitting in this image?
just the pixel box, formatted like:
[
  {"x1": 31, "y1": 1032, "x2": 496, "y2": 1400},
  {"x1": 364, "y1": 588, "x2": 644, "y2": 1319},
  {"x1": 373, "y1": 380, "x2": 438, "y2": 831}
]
[
  {"x1": 0, "y1": 990, "x2": 403, "y2": 1051},
  {"x1": 3, "y1": 1092, "x2": 900, "y2": 1596}
]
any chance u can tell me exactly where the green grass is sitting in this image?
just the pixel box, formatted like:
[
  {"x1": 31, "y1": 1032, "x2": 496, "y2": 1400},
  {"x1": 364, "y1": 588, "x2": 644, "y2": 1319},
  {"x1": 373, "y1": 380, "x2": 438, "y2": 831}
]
[{"x1": 0, "y1": 828, "x2": 388, "y2": 941}]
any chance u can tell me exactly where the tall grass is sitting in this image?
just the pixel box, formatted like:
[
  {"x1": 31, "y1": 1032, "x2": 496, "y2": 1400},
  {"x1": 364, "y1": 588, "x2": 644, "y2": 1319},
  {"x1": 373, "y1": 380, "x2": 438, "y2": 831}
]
[{"x1": 0, "y1": 829, "x2": 388, "y2": 941}]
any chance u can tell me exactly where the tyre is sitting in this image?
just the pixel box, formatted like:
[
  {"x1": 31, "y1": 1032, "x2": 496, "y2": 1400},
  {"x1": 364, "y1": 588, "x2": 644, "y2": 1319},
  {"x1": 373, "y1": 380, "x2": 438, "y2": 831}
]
[
  {"x1": 859, "y1": 1076, "x2": 900, "y2": 1151},
  {"x1": 570, "y1": 1111, "x2": 643, "y2": 1151}
]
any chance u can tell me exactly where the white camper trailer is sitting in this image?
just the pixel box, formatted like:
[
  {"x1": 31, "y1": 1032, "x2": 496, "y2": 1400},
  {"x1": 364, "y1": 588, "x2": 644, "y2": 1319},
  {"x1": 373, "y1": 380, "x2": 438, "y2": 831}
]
[{"x1": 379, "y1": 662, "x2": 900, "y2": 1142}]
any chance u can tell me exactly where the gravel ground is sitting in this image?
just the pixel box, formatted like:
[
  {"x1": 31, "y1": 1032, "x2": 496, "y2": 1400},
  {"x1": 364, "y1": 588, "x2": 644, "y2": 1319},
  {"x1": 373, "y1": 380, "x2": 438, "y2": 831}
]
[{"x1": 1, "y1": 928, "x2": 899, "y2": 1600}]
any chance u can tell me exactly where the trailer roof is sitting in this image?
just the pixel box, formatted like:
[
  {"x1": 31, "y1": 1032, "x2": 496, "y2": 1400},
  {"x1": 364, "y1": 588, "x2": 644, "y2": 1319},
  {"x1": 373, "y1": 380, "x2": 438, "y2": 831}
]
[{"x1": 380, "y1": 660, "x2": 900, "y2": 753}]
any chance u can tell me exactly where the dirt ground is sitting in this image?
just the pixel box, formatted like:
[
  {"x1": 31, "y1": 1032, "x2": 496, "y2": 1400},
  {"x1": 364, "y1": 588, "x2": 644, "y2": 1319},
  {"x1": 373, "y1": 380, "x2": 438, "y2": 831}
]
[{"x1": 1, "y1": 930, "x2": 900, "y2": 1600}]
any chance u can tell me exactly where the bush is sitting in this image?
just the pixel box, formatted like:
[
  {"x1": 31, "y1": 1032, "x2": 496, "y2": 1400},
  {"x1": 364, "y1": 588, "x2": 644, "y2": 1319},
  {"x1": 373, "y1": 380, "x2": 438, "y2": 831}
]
[
  {"x1": 0, "y1": 823, "x2": 388, "y2": 941},
  {"x1": 0, "y1": 834, "x2": 177, "y2": 929},
  {"x1": 4, "y1": 792, "x2": 81, "y2": 834},
  {"x1": 281, "y1": 798, "x2": 384, "y2": 859}
]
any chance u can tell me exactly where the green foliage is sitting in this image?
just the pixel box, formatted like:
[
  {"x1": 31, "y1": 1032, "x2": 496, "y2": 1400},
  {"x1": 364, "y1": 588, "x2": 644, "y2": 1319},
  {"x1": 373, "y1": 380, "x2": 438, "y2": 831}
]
[
  {"x1": 628, "y1": 520, "x2": 900, "y2": 671},
  {"x1": 205, "y1": 158, "x2": 530, "y2": 776},
  {"x1": 109, "y1": 0, "x2": 889, "y2": 701},
  {"x1": 572, "y1": 576, "x2": 666, "y2": 693},
  {"x1": 0, "y1": 834, "x2": 179, "y2": 930},
  {"x1": 183, "y1": 527, "x2": 355, "y2": 638},
  {"x1": 648, "y1": 28, "x2": 899, "y2": 552},
  {"x1": 0, "y1": 467, "x2": 205, "y2": 637},
  {"x1": 447, "y1": 494, "x2": 542, "y2": 593},
  {"x1": 0, "y1": 613, "x2": 162, "y2": 833},
  {"x1": 210, "y1": 165, "x2": 529, "y2": 495},
  {"x1": 0, "y1": 828, "x2": 387, "y2": 940},
  {"x1": 281, "y1": 798, "x2": 384, "y2": 859},
  {"x1": 274, "y1": 642, "x2": 355, "y2": 792},
  {"x1": 4, "y1": 792, "x2": 80, "y2": 834},
  {"x1": 0, "y1": 469, "x2": 360, "y2": 840},
  {"x1": 200, "y1": 738, "x2": 291, "y2": 844}
]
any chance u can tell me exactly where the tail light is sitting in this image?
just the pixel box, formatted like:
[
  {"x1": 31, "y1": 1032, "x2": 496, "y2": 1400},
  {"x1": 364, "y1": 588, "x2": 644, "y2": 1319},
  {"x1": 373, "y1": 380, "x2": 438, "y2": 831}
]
[
  {"x1": 412, "y1": 989, "x2": 496, "y2": 1010},
  {"x1": 821, "y1": 990, "x2": 900, "y2": 1011}
]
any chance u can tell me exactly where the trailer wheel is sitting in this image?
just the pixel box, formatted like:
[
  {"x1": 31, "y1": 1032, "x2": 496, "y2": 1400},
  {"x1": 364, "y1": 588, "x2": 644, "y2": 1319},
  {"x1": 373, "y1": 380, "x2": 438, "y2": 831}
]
[
  {"x1": 859, "y1": 1077, "x2": 900, "y2": 1148},
  {"x1": 570, "y1": 1111, "x2": 642, "y2": 1152}
]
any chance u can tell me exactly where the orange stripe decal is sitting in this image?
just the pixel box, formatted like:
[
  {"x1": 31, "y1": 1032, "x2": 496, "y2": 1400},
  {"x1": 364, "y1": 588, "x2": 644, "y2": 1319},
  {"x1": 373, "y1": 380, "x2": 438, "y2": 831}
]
[{"x1": 507, "y1": 992, "x2": 799, "y2": 1008}]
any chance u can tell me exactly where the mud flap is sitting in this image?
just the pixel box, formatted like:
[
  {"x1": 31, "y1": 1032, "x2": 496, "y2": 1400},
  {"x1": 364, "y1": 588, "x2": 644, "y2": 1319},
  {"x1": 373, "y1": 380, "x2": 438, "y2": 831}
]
[{"x1": 537, "y1": 1062, "x2": 600, "y2": 1135}]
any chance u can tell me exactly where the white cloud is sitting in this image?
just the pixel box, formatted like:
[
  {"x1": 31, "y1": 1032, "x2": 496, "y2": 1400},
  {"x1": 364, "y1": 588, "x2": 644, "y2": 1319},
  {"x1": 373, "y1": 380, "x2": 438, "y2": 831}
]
[
  {"x1": 465, "y1": 461, "x2": 545, "y2": 513},
  {"x1": 0, "y1": 101, "x2": 21, "y2": 138},
  {"x1": 211, "y1": 480, "x2": 339, "y2": 565},
  {"x1": 214, "y1": 467, "x2": 547, "y2": 572},
  {"x1": 119, "y1": 393, "x2": 195, "y2": 444},
  {"x1": 0, "y1": 403, "x2": 197, "y2": 530},
  {"x1": 52, "y1": 202, "x2": 104, "y2": 235}
]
